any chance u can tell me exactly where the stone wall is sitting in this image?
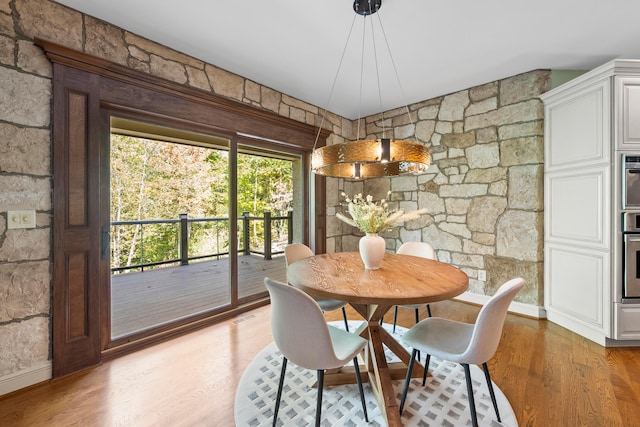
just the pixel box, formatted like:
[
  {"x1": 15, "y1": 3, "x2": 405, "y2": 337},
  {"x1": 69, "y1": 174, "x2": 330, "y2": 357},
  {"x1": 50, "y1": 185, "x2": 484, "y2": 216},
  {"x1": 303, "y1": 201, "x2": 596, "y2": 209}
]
[
  {"x1": 0, "y1": 0, "x2": 52, "y2": 380},
  {"x1": 0, "y1": 0, "x2": 347, "y2": 386},
  {"x1": 326, "y1": 70, "x2": 550, "y2": 306},
  {"x1": 0, "y1": 0, "x2": 548, "y2": 391}
]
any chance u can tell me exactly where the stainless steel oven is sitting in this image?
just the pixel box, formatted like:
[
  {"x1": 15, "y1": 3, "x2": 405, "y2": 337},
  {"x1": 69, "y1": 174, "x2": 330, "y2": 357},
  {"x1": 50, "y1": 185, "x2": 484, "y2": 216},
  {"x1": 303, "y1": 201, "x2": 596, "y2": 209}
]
[
  {"x1": 623, "y1": 212, "x2": 640, "y2": 300},
  {"x1": 624, "y1": 155, "x2": 640, "y2": 209}
]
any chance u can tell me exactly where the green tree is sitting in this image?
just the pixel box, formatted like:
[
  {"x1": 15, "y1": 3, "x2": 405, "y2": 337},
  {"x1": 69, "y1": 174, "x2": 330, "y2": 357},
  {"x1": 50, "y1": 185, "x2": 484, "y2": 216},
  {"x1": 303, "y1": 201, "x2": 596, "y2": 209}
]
[
  {"x1": 111, "y1": 135, "x2": 227, "y2": 270},
  {"x1": 237, "y1": 153, "x2": 293, "y2": 247},
  {"x1": 110, "y1": 135, "x2": 293, "y2": 271}
]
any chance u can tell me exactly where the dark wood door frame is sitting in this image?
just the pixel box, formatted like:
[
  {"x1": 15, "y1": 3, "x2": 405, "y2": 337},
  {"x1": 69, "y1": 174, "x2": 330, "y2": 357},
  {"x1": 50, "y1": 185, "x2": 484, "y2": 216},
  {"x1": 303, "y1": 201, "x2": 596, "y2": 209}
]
[{"x1": 38, "y1": 38, "x2": 329, "y2": 377}]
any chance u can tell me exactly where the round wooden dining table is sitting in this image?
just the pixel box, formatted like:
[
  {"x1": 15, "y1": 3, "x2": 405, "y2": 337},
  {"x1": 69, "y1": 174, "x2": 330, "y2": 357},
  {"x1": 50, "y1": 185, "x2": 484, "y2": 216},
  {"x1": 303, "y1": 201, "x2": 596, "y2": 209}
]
[{"x1": 286, "y1": 251, "x2": 469, "y2": 427}]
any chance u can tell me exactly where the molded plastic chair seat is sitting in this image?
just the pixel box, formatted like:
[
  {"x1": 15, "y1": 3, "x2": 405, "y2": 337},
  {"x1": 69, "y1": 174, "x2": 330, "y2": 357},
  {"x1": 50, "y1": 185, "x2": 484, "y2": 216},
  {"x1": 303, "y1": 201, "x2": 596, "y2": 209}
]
[
  {"x1": 316, "y1": 298, "x2": 349, "y2": 313},
  {"x1": 399, "y1": 277, "x2": 526, "y2": 427},
  {"x1": 404, "y1": 317, "x2": 474, "y2": 358},
  {"x1": 284, "y1": 243, "x2": 350, "y2": 331},
  {"x1": 392, "y1": 241, "x2": 436, "y2": 332},
  {"x1": 265, "y1": 277, "x2": 368, "y2": 427}
]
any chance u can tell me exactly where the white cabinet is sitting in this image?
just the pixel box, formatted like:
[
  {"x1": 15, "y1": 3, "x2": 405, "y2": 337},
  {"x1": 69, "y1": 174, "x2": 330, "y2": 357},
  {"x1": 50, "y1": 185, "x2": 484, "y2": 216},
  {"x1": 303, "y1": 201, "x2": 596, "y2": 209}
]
[
  {"x1": 545, "y1": 78, "x2": 610, "y2": 170},
  {"x1": 615, "y1": 304, "x2": 640, "y2": 339},
  {"x1": 617, "y1": 77, "x2": 640, "y2": 148},
  {"x1": 542, "y1": 59, "x2": 640, "y2": 346}
]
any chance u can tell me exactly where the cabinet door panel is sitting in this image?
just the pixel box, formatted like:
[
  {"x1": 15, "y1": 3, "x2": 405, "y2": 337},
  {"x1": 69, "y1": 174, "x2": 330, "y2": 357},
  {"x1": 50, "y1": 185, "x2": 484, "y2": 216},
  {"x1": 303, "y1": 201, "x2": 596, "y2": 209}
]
[
  {"x1": 545, "y1": 168, "x2": 610, "y2": 248},
  {"x1": 614, "y1": 304, "x2": 640, "y2": 339},
  {"x1": 545, "y1": 80, "x2": 609, "y2": 170},
  {"x1": 545, "y1": 244, "x2": 609, "y2": 333},
  {"x1": 618, "y1": 77, "x2": 640, "y2": 148}
]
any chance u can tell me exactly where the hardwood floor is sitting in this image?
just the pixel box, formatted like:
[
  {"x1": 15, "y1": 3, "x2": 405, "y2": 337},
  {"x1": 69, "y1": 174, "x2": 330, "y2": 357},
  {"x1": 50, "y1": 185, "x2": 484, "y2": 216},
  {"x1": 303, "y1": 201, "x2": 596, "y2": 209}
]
[{"x1": 1, "y1": 300, "x2": 639, "y2": 426}]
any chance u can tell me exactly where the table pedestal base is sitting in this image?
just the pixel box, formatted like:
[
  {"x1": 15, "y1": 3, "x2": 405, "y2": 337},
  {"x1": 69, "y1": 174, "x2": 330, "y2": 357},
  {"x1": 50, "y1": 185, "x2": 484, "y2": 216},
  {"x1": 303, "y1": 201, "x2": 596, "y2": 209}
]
[{"x1": 323, "y1": 304, "x2": 425, "y2": 427}]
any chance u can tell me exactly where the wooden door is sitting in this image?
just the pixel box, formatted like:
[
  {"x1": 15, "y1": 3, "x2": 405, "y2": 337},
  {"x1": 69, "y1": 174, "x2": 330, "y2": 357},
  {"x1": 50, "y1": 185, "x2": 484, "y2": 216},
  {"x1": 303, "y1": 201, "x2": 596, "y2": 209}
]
[
  {"x1": 51, "y1": 64, "x2": 103, "y2": 377},
  {"x1": 40, "y1": 37, "x2": 327, "y2": 376}
]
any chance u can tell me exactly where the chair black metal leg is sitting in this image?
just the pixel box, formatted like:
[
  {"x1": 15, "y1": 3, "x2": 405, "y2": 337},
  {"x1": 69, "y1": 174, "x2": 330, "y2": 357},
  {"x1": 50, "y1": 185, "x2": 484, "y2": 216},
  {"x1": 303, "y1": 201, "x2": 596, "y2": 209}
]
[
  {"x1": 399, "y1": 349, "x2": 418, "y2": 415},
  {"x1": 352, "y1": 357, "x2": 369, "y2": 422},
  {"x1": 341, "y1": 307, "x2": 349, "y2": 332},
  {"x1": 273, "y1": 357, "x2": 288, "y2": 427},
  {"x1": 482, "y1": 362, "x2": 501, "y2": 422},
  {"x1": 426, "y1": 304, "x2": 432, "y2": 317},
  {"x1": 315, "y1": 370, "x2": 324, "y2": 427},
  {"x1": 462, "y1": 364, "x2": 478, "y2": 427},
  {"x1": 421, "y1": 354, "x2": 431, "y2": 386},
  {"x1": 413, "y1": 308, "x2": 421, "y2": 361},
  {"x1": 393, "y1": 306, "x2": 398, "y2": 332}
]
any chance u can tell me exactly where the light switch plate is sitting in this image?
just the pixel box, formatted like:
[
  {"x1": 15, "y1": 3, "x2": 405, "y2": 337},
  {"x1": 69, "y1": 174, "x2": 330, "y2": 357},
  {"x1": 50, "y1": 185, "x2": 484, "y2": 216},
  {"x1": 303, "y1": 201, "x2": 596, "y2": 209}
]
[{"x1": 7, "y1": 210, "x2": 36, "y2": 229}]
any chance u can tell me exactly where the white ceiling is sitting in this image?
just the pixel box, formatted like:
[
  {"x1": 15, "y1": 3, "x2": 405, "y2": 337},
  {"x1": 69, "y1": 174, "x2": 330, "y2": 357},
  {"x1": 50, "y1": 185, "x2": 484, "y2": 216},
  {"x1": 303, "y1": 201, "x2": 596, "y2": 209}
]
[{"x1": 55, "y1": 0, "x2": 640, "y2": 120}]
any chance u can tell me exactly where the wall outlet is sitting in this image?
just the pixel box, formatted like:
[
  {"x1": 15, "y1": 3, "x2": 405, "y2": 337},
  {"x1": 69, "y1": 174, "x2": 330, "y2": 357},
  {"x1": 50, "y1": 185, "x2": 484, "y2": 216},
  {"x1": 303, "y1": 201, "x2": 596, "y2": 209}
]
[
  {"x1": 478, "y1": 269, "x2": 487, "y2": 281},
  {"x1": 7, "y1": 210, "x2": 36, "y2": 229}
]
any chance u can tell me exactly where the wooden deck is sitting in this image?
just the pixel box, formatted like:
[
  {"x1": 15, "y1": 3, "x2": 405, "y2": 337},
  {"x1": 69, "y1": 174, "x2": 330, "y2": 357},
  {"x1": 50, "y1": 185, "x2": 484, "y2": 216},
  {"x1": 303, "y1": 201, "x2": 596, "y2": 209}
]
[{"x1": 110, "y1": 254, "x2": 287, "y2": 338}]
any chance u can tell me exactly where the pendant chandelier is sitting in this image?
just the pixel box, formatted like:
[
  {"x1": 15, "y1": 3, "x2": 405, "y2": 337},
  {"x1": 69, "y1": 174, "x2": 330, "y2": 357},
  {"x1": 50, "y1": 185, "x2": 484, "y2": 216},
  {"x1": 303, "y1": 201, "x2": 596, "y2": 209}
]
[{"x1": 311, "y1": 0, "x2": 430, "y2": 179}]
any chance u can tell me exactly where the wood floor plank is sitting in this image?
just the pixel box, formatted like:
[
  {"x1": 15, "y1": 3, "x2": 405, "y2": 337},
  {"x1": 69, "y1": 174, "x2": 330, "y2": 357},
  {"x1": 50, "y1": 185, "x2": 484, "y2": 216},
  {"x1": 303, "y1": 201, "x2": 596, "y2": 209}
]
[{"x1": 2, "y1": 299, "x2": 640, "y2": 426}]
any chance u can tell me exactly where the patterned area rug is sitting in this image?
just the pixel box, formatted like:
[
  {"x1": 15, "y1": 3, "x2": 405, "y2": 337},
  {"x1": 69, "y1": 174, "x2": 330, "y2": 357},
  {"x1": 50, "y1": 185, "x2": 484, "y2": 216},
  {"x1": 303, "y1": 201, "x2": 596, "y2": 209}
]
[{"x1": 235, "y1": 322, "x2": 518, "y2": 426}]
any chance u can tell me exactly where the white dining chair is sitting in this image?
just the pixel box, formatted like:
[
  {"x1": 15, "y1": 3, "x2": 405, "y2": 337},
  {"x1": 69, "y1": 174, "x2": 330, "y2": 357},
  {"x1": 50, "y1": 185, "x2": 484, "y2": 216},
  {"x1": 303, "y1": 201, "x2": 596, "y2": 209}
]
[
  {"x1": 391, "y1": 241, "x2": 436, "y2": 332},
  {"x1": 284, "y1": 243, "x2": 350, "y2": 331},
  {"x1": 399, "y1": 277, "x2": 526, "y2": 427},
  {"x1": 264, "y1": 277, "x2": 369, "y2": 427}
]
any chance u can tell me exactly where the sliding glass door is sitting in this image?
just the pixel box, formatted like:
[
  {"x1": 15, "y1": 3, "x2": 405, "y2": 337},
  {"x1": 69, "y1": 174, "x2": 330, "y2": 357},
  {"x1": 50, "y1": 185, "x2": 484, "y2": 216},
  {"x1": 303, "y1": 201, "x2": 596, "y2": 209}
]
[
  {"x1": 235, "y1": 147, "x2": 299, "y2": 301},
  {"x1": 108, "y1": 118, "x2": 302, "y2": 341}
]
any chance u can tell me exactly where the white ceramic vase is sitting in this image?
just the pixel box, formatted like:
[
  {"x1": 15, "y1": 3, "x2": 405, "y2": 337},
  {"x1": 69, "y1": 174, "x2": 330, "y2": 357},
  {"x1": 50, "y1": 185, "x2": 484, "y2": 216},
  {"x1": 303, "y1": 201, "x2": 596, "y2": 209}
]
[{"x1": 359, "y1": 233, "x2": 386, "y2": 270}]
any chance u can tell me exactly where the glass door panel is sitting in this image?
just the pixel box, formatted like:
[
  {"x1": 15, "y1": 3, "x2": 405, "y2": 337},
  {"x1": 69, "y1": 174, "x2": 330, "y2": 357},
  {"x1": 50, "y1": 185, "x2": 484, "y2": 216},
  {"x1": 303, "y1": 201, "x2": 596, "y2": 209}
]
[
  {"x1": 236, "y1": 149, "x2": 299, "y2": 301},
  {"x1": 109, "y1": 118, "x2": 231, "y2": 339},
  {"x1": 108, "y1": 117, "x2": 306, "y2": 342}
]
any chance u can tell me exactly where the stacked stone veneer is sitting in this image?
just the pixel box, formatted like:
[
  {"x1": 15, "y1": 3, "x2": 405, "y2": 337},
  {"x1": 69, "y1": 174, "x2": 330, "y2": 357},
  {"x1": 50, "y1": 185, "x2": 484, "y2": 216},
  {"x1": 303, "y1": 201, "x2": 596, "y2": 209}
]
[
  {"x1": 0, "y1": 0, "x2": 350, "y2": 384},
  {"x1": 0, "y1": 0, "x2": 548, "y2": 388},
  {"x1": 326, "y1": 70, "x2": 550, "y2": 306}
]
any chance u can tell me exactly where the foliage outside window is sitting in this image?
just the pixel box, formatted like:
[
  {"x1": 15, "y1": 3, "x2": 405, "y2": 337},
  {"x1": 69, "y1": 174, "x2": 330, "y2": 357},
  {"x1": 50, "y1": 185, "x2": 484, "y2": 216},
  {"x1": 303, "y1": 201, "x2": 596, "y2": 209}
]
[{"x1": 110, "y1": 134, "x2": 293, "y2": 273}]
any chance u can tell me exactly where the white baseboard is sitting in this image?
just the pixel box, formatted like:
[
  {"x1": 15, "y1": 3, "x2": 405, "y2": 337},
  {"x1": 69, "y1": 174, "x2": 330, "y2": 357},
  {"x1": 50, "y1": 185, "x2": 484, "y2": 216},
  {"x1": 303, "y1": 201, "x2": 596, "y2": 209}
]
[
  {"x1": 545, "y1": 308, "x2": 609, "y2": 346},
  {"x1": 605, "y1": 337, "x2": 640, "y2": 347},
  {"x1": 0, "y1": 361, "x2": 52, "y2": 396},
  {"x1": 454, "y1": 291, "x2": 547, "y2": 319}
]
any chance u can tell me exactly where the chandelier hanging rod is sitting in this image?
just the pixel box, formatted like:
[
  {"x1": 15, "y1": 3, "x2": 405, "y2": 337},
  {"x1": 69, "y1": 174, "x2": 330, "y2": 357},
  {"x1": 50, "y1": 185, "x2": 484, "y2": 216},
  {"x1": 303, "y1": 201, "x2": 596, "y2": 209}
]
[{"x1": 311, "y1": 0, "x2": 430, "y2": 180}]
